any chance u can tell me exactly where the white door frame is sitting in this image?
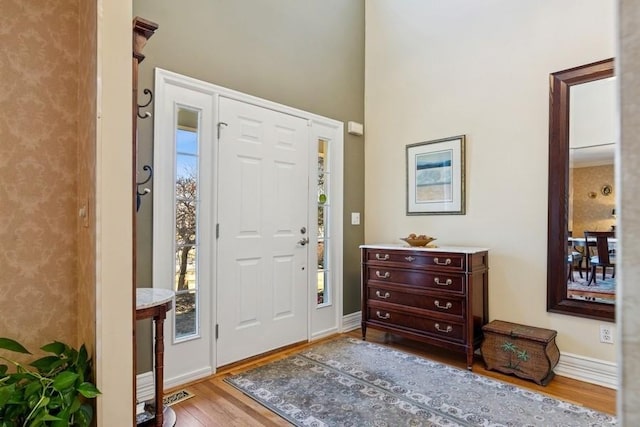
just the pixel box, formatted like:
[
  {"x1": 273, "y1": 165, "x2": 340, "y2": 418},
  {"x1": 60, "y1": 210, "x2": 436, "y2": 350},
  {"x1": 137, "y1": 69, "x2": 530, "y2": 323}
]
[
  {"x1": 153, "y1": 68, "x2": 344, "y2": 387},
  {"x1": 307, "y1": 119, "x2": 344, "y2": 340},
  {"x1": 152, "y1": 73, "x2": 216, "y2": 389}
]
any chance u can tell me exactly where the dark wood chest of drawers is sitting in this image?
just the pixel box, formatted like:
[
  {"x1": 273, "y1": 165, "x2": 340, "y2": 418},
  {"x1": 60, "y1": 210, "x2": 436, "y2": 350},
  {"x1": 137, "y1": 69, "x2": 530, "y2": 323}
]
[{"x1": 360, "y1": 245, "x2": 489, "y2": 369}]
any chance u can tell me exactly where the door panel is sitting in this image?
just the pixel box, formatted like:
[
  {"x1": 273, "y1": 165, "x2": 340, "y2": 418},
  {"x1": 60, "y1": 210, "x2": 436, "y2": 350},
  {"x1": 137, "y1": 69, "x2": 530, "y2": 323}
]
[{"x1": 217, "y1": 97, "x2": 309, "y2": 366}]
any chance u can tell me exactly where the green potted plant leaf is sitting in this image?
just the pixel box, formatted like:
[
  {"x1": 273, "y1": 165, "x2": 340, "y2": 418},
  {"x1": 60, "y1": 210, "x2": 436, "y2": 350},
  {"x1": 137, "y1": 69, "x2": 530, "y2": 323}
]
[{"x1": 0, "y1": 337, "x2": 100, "y2": 427}]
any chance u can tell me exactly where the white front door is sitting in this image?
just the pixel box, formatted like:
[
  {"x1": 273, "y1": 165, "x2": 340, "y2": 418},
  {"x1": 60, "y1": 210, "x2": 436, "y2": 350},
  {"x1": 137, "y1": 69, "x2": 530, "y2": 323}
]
[{"x1": 216, "y1": 97, "x2": 310, "y2": 366}]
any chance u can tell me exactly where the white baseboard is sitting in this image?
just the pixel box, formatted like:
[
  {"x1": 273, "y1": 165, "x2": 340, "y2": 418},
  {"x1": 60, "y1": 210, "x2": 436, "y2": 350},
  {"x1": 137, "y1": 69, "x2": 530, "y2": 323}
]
[
  {"x1": 555, "y1": 352, "x2": 618, "y2": 389},
  {"x1": 341, "y1": 311, "x2": 361, "y2": 332},
  {"x1": 339, "y1": 311, "x2": 617, "y2": 389},
  {"x1": 136, "y1": 371, "x2": 155, "y2": 403},
  {"x1": 311, "y1": 312, "x2": 360, "y2": 341},
  {"x1": 311, "y1": 326, "x2": 339, "y2": 341},
  {"x1": 164, "y1": 367, "x2": 212, "y2": 390},
  {"x1": 138, "y1": 367, "x2": 213, "y2": 400}
]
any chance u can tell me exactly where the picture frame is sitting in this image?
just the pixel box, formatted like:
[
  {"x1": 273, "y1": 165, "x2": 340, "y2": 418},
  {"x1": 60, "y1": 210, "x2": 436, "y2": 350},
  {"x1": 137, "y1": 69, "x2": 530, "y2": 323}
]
[{"x1": 406, "y1": 135, "x2": 466, "y2": 215}]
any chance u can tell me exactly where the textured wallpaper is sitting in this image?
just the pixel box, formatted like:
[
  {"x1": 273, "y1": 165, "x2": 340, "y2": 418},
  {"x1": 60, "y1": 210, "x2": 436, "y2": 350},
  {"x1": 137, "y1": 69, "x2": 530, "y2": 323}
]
[
  {"x1": 0, "y1": 0, "x2": 79, "y2": 356},
  {"x1": 570, "y1": 164, "x2": 616, "y2": 237}
]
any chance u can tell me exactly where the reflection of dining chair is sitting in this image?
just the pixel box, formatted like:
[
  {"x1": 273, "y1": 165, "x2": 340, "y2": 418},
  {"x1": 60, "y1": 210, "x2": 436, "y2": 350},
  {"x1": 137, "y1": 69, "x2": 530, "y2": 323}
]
[
  {"x1": 584, "y1": 231, "x2": 616, "y2": 285},
  {"x1": 573, "y1": 234, "x2": 597, "y2": 282},
  {"x1": 567, "y1": 238, "x2": 583, "y2": 282}
]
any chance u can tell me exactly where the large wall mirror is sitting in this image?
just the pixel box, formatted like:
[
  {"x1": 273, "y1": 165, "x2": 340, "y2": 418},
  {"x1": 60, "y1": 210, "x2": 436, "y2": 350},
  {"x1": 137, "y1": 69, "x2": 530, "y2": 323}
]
[{"x1": 547, "y1": 58, "x2": 616, "y2": 322}]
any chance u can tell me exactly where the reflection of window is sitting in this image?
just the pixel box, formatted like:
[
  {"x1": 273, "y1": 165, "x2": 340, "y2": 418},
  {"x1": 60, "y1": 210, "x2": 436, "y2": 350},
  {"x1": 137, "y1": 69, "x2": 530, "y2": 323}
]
[
  {"x1": 317, "y1": 139, "x2": 330, "y2": 306},
  {"x1": 174, "y1": 118, "x2": 200, "y2": 340}
]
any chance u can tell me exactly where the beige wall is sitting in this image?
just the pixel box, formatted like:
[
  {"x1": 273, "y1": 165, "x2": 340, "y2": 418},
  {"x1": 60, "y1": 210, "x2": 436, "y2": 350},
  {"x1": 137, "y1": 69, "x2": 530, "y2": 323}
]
[
  {"x1": 365, "y1": 1, "x2": 617, "y2": 361},
  {"x1": 0, "y1": 0, "x2": 79, "y2": 358},
  {"x1": 132, "y1": 0, "x2": 365, "y2": 371}
]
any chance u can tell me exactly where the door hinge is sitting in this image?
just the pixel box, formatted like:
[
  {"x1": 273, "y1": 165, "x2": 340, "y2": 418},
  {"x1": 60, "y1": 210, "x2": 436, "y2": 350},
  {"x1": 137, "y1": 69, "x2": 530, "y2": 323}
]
[
  {"x1": 215, "y1": 324, "x2": 219, "y2": 340},
  {"x1": 216, "y1": 223, "x2": 219, "y2": 239}
]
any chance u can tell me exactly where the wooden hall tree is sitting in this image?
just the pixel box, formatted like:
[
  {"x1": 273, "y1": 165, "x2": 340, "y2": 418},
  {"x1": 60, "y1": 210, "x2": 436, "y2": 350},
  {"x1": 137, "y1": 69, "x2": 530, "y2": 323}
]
[{"x1": 132, "y1": 16, "x2": 171, "y2": 427}]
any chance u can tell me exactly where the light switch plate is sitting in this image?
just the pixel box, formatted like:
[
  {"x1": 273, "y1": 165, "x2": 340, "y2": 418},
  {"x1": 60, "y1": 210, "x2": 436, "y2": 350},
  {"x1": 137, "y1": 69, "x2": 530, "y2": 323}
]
[{"x1": 351, "y1": 212, "x2": 360, "y2": 225}]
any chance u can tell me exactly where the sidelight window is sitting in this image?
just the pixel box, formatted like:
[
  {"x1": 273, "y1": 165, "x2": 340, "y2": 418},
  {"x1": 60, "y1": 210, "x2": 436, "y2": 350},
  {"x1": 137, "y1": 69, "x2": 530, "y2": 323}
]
[
  {"x1": 317, "y1": 139, "x2": 331, "y2": 306},
  {"x1": 174, "y1": 108, "x2": 200, "y2": 341}
]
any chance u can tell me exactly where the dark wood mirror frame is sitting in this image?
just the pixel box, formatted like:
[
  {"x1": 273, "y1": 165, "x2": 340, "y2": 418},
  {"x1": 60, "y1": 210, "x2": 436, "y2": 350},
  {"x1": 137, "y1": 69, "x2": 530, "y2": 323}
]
[{"x1": 547, "y1": 58, "x2": 615, "y2": 322}]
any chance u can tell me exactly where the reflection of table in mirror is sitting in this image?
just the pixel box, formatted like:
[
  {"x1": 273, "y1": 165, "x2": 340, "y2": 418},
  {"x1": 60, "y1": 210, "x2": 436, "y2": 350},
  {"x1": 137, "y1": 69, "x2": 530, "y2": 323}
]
[
  {"x1": 568, "y1": 237, "x2": 617, "y2": 259},
  {"x1": 136, "y1": 288, "x2": 176, "y2": 427},
  {"x1": 568, "y1": 237, "x2": 617, "y2": 247}
]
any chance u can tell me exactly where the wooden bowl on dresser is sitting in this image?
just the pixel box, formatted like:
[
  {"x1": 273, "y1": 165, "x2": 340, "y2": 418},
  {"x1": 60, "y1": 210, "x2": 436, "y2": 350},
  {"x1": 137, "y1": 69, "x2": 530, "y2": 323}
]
[{"x1": 400, "y1": 237, "x2": 436, "y2": 247}]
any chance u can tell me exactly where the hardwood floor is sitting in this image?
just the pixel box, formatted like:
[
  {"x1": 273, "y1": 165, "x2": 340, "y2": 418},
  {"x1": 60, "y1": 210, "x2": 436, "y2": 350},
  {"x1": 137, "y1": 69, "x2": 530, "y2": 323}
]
[{"x1": 168, "y1": 330, "x2": 616, "y2": 426}]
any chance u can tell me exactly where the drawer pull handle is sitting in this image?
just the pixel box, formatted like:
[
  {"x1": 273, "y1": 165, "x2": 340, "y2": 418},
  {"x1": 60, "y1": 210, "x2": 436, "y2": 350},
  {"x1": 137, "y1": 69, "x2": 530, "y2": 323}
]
[
  {"x1": 433, "y1": 277, "x2": 452, "y2": 286},
  {"x1": 375, "y1": 253, "x2": 390, "y2": 261},
  {"x1": 433, "y1": 257, "x2": 452, "y2": 266},
  {"x1": 375, "y1": 271, "x2": 390, "y2": 279},
  {"x1": 376, "y1": 311, "x2": 391, "y2": 320},
  {"x1": 435, "y1": 323, "x2": 453, "y2": 333},
  {"x1": 404, "y1": 256, "x2": 416, "y2": 262},
  {"x1": 434, "y1": 300, "x2": 452, "y2": 310},
  {"x1": 375, "y1": 290, "x2": 391, "y2": 299}
]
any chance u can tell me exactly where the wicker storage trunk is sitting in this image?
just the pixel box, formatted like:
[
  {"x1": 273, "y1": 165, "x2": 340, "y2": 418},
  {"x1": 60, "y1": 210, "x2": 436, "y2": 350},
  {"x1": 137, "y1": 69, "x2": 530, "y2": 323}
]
[{"x1": 481, "y1": 320, "x2": 560, "y2": 386}]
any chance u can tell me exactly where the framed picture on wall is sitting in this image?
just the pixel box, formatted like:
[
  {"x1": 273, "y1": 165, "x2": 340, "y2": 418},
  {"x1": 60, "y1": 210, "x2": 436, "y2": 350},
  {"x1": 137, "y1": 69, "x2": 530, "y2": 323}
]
[{"x1": 406, "y1": 135, "x2": 466, "y2": 215}]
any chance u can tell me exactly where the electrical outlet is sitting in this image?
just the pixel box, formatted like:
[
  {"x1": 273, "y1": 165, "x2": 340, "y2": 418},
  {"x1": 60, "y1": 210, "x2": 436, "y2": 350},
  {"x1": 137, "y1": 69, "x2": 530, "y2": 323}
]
[{"x1": 600, "y1": 325, "x2": 614, "y2": 344}]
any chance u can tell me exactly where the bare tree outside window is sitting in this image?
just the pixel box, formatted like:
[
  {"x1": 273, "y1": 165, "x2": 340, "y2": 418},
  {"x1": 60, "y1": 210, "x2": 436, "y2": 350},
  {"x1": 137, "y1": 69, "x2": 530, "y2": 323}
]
[
  {"x1": 172, "y1": 119, "x2": 201, "y2": 339},
  {"x1": 175, "y1": 168, "x2": 197, "y2": 292}
]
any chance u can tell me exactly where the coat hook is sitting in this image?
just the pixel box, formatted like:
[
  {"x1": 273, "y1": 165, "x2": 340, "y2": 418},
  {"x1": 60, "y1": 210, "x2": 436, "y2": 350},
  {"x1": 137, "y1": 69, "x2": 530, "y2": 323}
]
[
  {"x1": 137, "y1": 88, "x2": 153, "y2": 119},
  {"x1": 136, "y1": 165, "x2": 153, "y2": 212}
]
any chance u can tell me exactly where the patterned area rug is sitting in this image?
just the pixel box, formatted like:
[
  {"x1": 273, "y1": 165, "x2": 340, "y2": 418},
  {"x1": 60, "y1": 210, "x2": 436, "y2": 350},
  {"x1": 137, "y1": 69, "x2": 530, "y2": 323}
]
[
  {"x1": 225, "y1": 338, "x2": 616, "y2": 426},
  {"x1": 568, "y1": 270, "x2": 615, "y2": 304}
]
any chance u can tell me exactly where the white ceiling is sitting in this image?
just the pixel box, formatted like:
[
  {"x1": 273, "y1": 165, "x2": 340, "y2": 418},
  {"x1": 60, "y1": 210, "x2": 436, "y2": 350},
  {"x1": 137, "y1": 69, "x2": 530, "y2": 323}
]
[
  {"x1": 569, "y1": 76, "x2": 616, "y2": 168},
  {"x1": 570, "y1": 143, "x2": 615, "y2": 168}
]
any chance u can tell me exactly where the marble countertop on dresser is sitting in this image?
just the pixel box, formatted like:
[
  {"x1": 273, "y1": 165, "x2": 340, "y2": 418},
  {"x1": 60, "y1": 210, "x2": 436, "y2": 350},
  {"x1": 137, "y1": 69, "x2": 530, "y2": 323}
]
[
  {"x1": 360, "y1": 243, "x2": 489, "y2": 254},
  {"x1": 135, "y1": 288, "x2": 175, "y2": 311}
]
